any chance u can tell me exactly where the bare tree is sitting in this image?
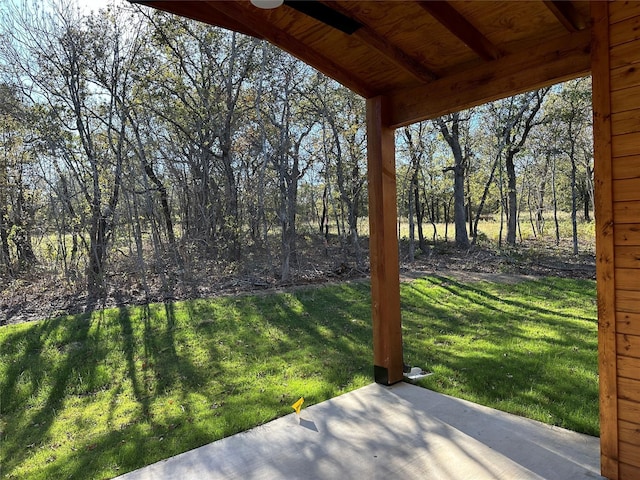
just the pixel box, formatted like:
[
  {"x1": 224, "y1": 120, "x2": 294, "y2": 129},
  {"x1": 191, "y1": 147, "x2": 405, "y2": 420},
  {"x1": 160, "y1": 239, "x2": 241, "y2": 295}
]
[
  {"x1": 0, "y1": 83, "x2": 37, "y2": 274},
  {"x1": 145, "y1": 15, "x2": 259, "y2": 260},
  {"x1": 267, "y1": 56, "x2": 315, "y2": 281},
  {"x1": 312, "y1": 78, "x2": 367, "y2": 268},
  {"x1": 401, "y1": 122, "x2": 434, "y2": 256},
  {"x1": 485, "y1": 89, "x2": 549, "y2": 246},
  {"x1": 435, "y1": 112, "x2": 471, "y2": 248},
  {"x1": 549, "y1": 78, "x2": 592, "y2": 254}
]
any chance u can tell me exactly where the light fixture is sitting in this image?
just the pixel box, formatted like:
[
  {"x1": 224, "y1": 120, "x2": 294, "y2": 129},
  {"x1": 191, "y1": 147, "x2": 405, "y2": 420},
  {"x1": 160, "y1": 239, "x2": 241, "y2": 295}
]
[{"x1": 250, "y1": 0, "x2": 284, "y2": 9}]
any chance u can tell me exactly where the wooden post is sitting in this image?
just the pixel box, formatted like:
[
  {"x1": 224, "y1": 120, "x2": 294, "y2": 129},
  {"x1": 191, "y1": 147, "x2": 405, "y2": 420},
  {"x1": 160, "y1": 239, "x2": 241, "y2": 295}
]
[
  {"x1": 591, "y1": 2, "x2": 619, "y2": 478},
  {"x1": 367, "y1": 95, "x2": 404, "y2": 385}
]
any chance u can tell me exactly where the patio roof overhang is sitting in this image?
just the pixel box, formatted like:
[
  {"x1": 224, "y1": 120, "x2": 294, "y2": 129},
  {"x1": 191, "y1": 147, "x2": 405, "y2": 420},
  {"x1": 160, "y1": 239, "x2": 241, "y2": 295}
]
[{"x1": 132, "y1": 0, "x2": 592, "y2": 126}]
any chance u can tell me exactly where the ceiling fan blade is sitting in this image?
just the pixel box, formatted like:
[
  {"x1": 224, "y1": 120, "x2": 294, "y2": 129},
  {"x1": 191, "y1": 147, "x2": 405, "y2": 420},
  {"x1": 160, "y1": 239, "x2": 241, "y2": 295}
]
[{"x1": 284, "y1": 1, "x2": 362, "y2": 35}]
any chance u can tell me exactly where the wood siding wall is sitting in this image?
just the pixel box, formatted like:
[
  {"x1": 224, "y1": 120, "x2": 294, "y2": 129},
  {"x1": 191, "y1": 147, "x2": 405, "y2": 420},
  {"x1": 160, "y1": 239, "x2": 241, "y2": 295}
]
[{"x1": 594, "y1": 2, "x2": 640, "y2": 479}]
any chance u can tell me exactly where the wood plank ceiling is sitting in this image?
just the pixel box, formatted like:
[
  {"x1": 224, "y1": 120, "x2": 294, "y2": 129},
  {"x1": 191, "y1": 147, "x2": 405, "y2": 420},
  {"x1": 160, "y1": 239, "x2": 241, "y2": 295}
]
[{"x1": 134, "y1": 0, "x2": 592, "y2": 126}]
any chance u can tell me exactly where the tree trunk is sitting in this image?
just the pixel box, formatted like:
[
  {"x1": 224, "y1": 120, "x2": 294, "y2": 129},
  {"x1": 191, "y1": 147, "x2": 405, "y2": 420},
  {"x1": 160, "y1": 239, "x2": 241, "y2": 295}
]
[
  {"x1": 570, "y1": 148, "x2": 579, "y2": 255},
  {"x1": 552, "y1": 154, "x2": 560, "y2": 246},
  {"x1": 583, "y1": 164, "x2": 594, "y2": 222},
  {"x1": 414, "y1": 170, "x2": 428, "y2": 254},
  {"x1": 583, "y1": 185, "x2": 591, "y2": 222},
  {"x1": 87, "y1": 207, "x2": 108, "y2": 295},
  {"x1": 495, "y1": 89, "x2": 549, "y2": 246},
  {"x1": 255, "y1": 43, "x2": 271, "y2": 256},
  {"x1": 472, "y1": 156, "x2": 499, "y2": 242},
  {"x1": 435, "y1": 114, "x2": 469, "y2": 249},
  {"x1": 280, "y1": 147, "x2": 302, "y2": 282},
  {"x1": 537, "y1": 154, "x2": 550, "y2": 235},
  {"x1": 498, "y1": 155, "x2": 505, "y2": 248},
  {"x1": 221, "y1": 142, "x2": 240, "y2": 260},
  {"x1": 320, "y1": 185, "x2": 329, "y2": 238},
  {"x1": 0, "y1": 208, "x2": 11, "y2": 275},
  {"x1": 128, "y1": 116, "x2": 177, "y2": 251},
  {"x1": 505, "y1": 150, "x2": 518, "y2": 246},
  {"x1": 408, "y1": 184, "x2": 415, "y2": 262},
  {"x1": 453, "y1": 162, "x2": 469, "y2": 248},
  {"x1": 0, "y1": 154, "x2": 13, "y2": 274}
]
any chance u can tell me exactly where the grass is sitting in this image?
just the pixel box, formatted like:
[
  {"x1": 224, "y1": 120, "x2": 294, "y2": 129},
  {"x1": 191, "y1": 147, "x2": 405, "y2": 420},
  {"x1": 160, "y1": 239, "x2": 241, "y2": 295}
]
[
  {"x1": 391, "y1": 214, "x2": 596, "y2": 251},
  {"x1": 0, "y1": 276, "x2": 598, "y2": 479},
  {"x1": 401, "y1": 276, "x2": 599, "y2": 436}
]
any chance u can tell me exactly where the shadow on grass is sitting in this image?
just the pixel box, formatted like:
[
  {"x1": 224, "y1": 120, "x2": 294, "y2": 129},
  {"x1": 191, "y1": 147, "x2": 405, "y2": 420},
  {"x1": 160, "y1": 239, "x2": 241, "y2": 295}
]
[
  {"x1": 182, "y1": 282, "x2": 374, "y2": 400},
  {"x1": 0, "y1": 312, "x2": 101, "y2": 477},
  {"x1": 0, "y1": 276, "x2": 598, "y2": 479},
  {"x1": 0, "y1": 282, "x2": 375, "y2": 479},
  {"x1": 401, "y1": 275, "x2": 598, "y2": 436}
]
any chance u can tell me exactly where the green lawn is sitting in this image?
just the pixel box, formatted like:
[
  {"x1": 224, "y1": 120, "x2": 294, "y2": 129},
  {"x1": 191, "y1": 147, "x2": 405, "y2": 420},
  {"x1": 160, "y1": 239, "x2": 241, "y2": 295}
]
[
  {"x1": 0, "y1": 276, "x2": 598, "y2": 479},
  {"x1": 402, "y1": 276, "x2": 599, "y2": 435}
]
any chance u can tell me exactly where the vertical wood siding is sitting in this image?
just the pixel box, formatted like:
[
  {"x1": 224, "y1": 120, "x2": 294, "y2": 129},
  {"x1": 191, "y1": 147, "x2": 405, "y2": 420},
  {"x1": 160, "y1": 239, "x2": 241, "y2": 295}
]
[{"x1": 609, "y1": 1, "x2": 640, "y2": 476}]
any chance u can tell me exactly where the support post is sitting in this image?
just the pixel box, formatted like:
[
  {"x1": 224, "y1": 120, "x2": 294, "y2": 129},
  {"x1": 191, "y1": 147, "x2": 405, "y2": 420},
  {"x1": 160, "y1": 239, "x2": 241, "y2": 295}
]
[
  {"x1": 591, "y1": 2, "x2": 618, "y2": 479},
  {"x1": 366, "y1": 95, "x2": 404, "y2": 385}
]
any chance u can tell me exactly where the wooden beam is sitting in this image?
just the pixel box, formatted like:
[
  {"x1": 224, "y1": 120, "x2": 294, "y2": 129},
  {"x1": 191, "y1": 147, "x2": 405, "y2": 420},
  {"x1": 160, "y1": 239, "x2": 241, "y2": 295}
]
[
  {"x1": 591, "y1": 2, "x2": 619, "y2": 479},
  {"x1": 320, "y1": 1, "x2": 438, "y2": 82},
  {"x1": 418, "y1": 1, "x2": 502, "y2": 61},
  {"x1": 387, "y1": 29, "x2": 591, "y2": 127},
  {"x1": 353, "y1": 24, "x2": 438, "y2": 83},
  {"x1": 366, "y1": 96, "x2": 404, "y2": 386},
  {"x1": 203, "y1": 0, "x2": 375, "y2": 98},
  {"x1": 544, "y1": 1, "x2": 588, "y2": 33}
]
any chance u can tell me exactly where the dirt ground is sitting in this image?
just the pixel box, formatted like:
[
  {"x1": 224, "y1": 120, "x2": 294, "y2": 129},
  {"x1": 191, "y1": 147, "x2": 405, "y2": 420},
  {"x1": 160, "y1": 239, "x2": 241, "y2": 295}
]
[{"x1": 0, "y1": 236, "x2": 595, "y2": 327}]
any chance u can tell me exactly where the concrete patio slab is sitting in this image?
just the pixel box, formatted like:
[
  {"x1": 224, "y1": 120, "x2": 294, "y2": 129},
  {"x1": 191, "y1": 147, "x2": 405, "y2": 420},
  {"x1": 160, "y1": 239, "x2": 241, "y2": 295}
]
[{"x1": 117, "y1": 382, "x2": 604, "y2": 480}]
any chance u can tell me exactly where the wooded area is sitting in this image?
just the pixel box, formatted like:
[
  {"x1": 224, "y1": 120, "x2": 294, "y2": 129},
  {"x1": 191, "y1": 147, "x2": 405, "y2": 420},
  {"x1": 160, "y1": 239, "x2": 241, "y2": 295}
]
[{"x1": 0, "y1": 0, "x2": 594, "y2": 316}]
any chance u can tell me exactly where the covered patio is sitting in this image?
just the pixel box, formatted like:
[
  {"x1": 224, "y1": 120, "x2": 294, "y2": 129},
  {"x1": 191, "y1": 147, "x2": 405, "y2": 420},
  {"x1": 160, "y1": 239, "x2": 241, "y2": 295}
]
[
  {"x1": 130, "y1": 1, "x2": 640, "y2": 478},
  {"x1": 117, "y1": 382, "x2": 602, "y2": 480}
]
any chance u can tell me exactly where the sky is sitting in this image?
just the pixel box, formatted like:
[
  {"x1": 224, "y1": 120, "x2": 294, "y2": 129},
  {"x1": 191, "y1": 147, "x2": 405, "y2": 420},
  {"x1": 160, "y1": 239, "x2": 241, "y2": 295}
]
[
  {"x1": 2, "y1": 0, "x2": 126, "y2": 16},
  {"x1": 80, "y1": 0, "x2": 116, "y2": 14}
]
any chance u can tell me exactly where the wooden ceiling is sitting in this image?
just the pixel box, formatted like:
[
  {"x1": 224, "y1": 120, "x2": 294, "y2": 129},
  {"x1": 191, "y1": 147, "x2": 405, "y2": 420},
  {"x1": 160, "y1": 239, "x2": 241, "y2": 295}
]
[{"x1": 134, "y1": 0, "x2": 592, "y2": 127}]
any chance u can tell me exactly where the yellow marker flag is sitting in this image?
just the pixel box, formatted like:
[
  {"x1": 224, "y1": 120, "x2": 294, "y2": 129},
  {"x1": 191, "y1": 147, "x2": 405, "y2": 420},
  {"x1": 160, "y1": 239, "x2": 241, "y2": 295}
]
[{"x1": 291, "y1": 397, "x2": 304, "y2": 415}]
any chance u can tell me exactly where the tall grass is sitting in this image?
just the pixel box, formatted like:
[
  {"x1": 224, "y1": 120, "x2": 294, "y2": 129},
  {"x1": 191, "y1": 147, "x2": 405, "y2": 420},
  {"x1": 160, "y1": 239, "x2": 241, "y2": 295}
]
[{"x1": 395, "y1": 215, "x2": 595, "y2": 248}]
